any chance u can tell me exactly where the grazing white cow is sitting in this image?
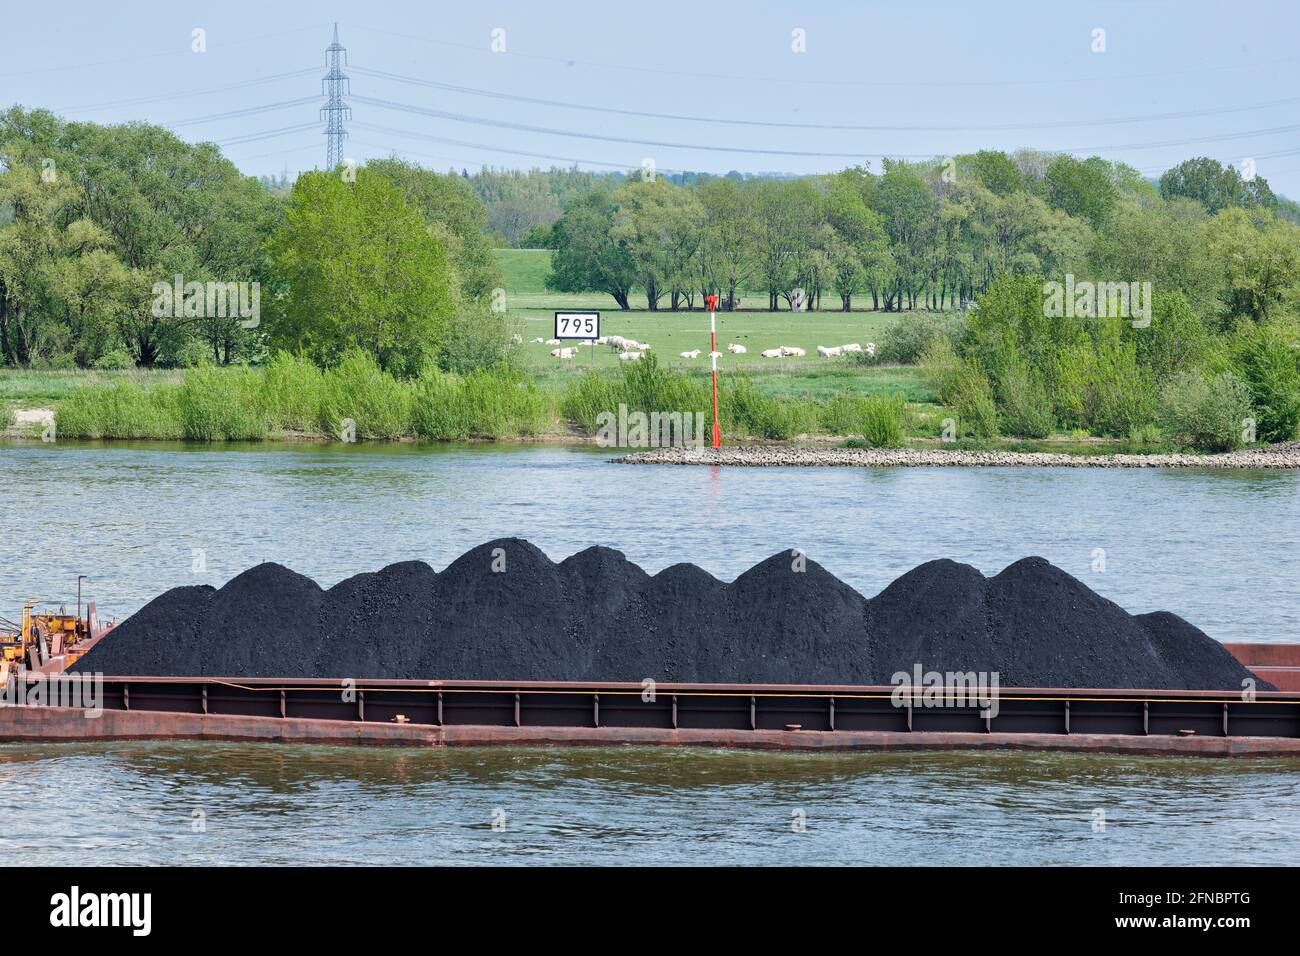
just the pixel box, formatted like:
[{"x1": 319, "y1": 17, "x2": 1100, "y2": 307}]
[
  {"x1": 780, "y1": 346, "x2": 806, "y2": 357},
  {"x1": 607, "y1": 335, "x2": 627, "y2": 350},
  {"x1": 680, "y1": 349, "x2": 701, "y2": 359},
  {"x1": 817, "y1": 345, "x2": 843, "y2": 358},
  {"x1": 840, "y1": 343, "x2": 862, "y2": 353},
  {"x1": 619, "y1": 350, "x2": 644, "y2": 362},
  {"x1": 727, "y1": 343, "x2": 747, "y2": 354},
  {"x1": 761, "y1": 348, "x2": 783, "y2": 358},
  {"x1": 864, "y1": 342, "x2": 877, "y2": 356},
  {"x1": 510, "y1": 334, "x2": 523, "y2": 345}
]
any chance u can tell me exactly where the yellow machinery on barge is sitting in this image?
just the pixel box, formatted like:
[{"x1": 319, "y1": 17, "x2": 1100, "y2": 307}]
[{"x1": 0, "y1": 583, "x2": 112, "y2": 681}]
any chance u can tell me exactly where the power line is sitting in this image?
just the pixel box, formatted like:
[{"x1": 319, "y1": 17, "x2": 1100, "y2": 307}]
[
  {"x1": 166, "y1": 98, "x2": 319, "y2": 129},
  {"x1": 1074, "y1": 124, "x2": 1300, "y2": 154},
  {"x1": 350, "y1": 92, "x2": 1300, "y2": 160},
  {"x1": 352, "y1": 120, "x2": 1300, "y2": 186},
  {"x1": 215, "y1": 123, "x2": 322, "y2": 148},
  {"x1": 349, "y1": 23, "x2": 1300, "y2": 91},
  {"x1": 16, "y1": 21, "x2": 1289, "y2": 188},
  {"x1": 350, "y1": 64, "x2": 1300, "y2": 134},
  {"x1": 352, "y1": 95, "x2": 898, "y2": 159},
  {"x1": 0, "y1": 25, "x2": 322, "y2": 79},
  {"x1": 43, "y1": 60, "x2": 1300, "y2": 176},
  {"x1": 351, "y1": 121, "x2": 1300, "y2": 189},
  {"x1": 224, "y1": 142, "x2": 325, "y2": 163},
  {"x1": 351, "y1": 122, "x2": 695, "y2": 172},
  {"x1": 54, "y1": 68, "x2": 320, "y2": 114}
]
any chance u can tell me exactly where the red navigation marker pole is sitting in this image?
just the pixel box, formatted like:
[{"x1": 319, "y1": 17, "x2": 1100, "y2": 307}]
[{"x1": 705, "y1": 294, "x2": 721, "y2": 447}]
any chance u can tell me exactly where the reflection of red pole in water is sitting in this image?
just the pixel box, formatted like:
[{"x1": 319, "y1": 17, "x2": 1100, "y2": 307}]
[{"x1": 705, "y1": 294, "x2": 721, "y2": 447}]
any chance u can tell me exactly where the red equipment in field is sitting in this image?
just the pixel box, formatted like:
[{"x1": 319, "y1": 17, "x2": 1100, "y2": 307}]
[{"x1": 705, "y1": 294, "x2": 721, "y2": 448}]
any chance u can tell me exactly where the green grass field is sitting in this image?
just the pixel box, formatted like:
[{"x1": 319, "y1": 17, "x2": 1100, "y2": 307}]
[
  {"x1": 496, "y1": 248, "x2": 553, "y2": 294},
  {"x1": 0, "y1": 368, "x2": 181, "y2": 404},
  {"x1": 512, "y1": 298, "x2": 897, "y2": 370},
  {"x1": 498, "y1": 249, "x2": 927, "y2": 402},
  {"x1": 1, "y1": 368, "x2": 185, "y2": 433}
]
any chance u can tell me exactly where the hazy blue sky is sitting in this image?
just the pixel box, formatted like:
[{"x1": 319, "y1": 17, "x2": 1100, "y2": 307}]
[{"x1": 4, "y1": 1, "x2": 1299, "y2": 193}]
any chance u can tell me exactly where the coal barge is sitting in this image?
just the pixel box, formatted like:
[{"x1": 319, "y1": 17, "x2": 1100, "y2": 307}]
[
  {"x1": 2, "y1": 646, "x2": 1298, "y2": 757},
  {"x1": 4, "y1": 554, "x2": 1299, "y2": 756}
]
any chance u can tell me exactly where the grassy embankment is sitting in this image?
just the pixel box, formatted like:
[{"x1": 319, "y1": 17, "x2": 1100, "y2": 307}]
[
  {"x1": 49, "y1": 355, "x2": 553, "y2": 442},
  {"x1": 36, "y1": 351, "x2": 917, "y2": 446}
]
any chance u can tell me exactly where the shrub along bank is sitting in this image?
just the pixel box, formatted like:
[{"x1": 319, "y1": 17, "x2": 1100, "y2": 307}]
[
  {"x1": 51, "y1": 351, "x2": 911, "y2": 445},
  {"x1": 55, "y1": 353, "x2": 551, "y2": 442},
  {"x1": 909, "y1": 275, "x2": 1300, "y2": 452}
]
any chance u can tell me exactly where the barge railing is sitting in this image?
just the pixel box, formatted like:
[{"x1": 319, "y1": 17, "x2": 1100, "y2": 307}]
[{"x1": 11, "y1": 675, "x2": 1300, "y2": 740}]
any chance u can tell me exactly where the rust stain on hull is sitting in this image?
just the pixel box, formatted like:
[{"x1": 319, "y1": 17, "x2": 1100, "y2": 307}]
[{"x1": 3, "y1": 706, "x2": 1299, "y2": 757}]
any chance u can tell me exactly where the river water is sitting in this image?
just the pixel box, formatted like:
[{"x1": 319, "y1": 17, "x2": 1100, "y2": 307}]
[{"x1": 1, "y1": 441, "x2": 1298, "y2": 865}]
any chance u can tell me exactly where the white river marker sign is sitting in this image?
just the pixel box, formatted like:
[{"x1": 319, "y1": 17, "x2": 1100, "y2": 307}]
[{"x1": 554, "y1": 311, "x2": 600, "y2": 340}]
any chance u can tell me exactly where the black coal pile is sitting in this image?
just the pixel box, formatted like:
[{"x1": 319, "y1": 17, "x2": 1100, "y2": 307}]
[{"x1": 72, "y1": 539, "x2": 1266, "y2": 690}]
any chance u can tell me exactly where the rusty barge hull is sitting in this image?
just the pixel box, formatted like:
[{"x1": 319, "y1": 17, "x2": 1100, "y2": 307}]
[
  {"x1": 3, "y1": 706, "x2": 1300, "y2": 757},
  {"x1": 4, "y1": 667, "x2": 1300, "y2": 757}
]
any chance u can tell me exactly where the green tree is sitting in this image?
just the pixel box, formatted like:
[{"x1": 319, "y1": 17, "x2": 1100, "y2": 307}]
[
  {"x1": 874, "y1": 161, "x2": 935, "y2": 310},
  {"x1": 518, "y1": 223, "x2": 554, "y2": 248},
  {"x1": 1090, "y1": 197, "x2": 1221, "y2": 321},
  {"x1": 967, "y1": 273, "x2": 1080, "y2": 400},
  {"x1": 1159, "y1": 370, "x2": 1254, "y2": 451},
  {"x1": 749, "y1": 178, "x2": 822, "y2": 310},
  {"x1": 963, "y1": 150, "x2": 1025, "y2": 196},
  {"x1": 73, "y1": 120, "x2": 277, "y2": 364},
  {"x1": 823, "y1": 172, "x2": 889, "y2": 311},
  {"x1": 547, "y1": 189, "x2": 636, "y2": 310},
  {"x1": 1160, "y1": 157, "x2": 1276, "y2": 214},
  {"x1": 696, "y1": 177, "x2": 756, "y2": 307},
  {"x1": 365, "y1": 158, "x2": 502, "y2": 302},
  {"x1": 1233, "y1": 325, "x2": 1300, "y2": 443},
  {"x1": 2, "y1": 108, "x2": 278, "y2": 365},
  {"x1": 0, "y1": 161, "x2": 134, "y2": 366},
  {"x1": 959, "y1": 184, "x2": 1088, "y2": 290},
  {"x1": 1044, "y1": 156, "x2": 1116, "y2": 227},
  {"x1": 267, "y1": 170, "x2": 456, "y2": 376},
  {"x1": 1132, "y1": 292, "x2": 1210, "y2": 381},
  {"x1": 0, "y1": 163, "x2": 82, "y2": 365},
  {"x1": 1203, "y1": 207, "x2": 1300, "y2": 324},
  {"x1": 470, "y1": 167, "x2": 601, "y2": 244},
  {"x1": 610, "y1": 177, "x2": 704, "y2": 310}
]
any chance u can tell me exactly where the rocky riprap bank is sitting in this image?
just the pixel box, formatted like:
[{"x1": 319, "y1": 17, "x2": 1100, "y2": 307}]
[
  {"x1": 617, "y1": 441, "x2": 1300, "y2": 468},
  {"x1": 73, "y1": 538, "x2": 1265, "y2": 690}
]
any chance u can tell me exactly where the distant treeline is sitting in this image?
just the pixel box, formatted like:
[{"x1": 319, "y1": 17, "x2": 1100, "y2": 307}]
[
  {"x1": 463, "y1": 166, "x2": 779, "y2": 246},
  {"x1": 459, "y1": 157, "x2": 1300, "y2": 252},
  {"x1": 525, "y1": 153, "x2": 1298, "y2": 320}
]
